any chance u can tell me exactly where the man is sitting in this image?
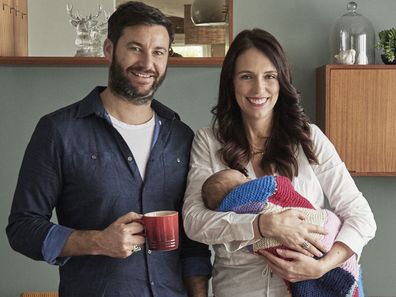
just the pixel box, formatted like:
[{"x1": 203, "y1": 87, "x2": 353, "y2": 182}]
[{"x1": 6, "y1": 2, "x2": 211, "y2": 297}]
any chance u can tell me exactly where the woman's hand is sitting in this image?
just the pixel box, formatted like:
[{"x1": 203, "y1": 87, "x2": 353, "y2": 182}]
[
  {"x1": 257, "y1": 249, "x2": 324, "y2": 282},
  {"x1": 258, "y1": 242, "x2": 355, "y2": 282},
  {"x1": 257, "y1": 209, "x2": 328, "y2": 257}
]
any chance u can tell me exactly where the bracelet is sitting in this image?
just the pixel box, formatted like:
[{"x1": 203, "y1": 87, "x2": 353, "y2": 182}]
[{"x1": 257, "y1": 213, "x2": 265, "y2": 238}]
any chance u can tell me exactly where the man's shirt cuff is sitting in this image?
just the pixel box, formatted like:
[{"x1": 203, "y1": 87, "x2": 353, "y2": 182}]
[{"x1": 42, "y1": 225, "x2": 74, "y2": 266}]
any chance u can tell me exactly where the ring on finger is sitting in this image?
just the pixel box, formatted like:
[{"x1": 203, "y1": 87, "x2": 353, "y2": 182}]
[
  {"x1": 300, "y1": 241, "x2": 310, "y2": 250},
  {"x1": 131, "y1": 245, "x2": 142, "y2": 254}
]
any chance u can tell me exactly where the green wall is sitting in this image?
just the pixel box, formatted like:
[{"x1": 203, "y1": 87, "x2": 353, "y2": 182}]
[{"x1": 1, "y1": 0, "x2": 396, "y2": 296}]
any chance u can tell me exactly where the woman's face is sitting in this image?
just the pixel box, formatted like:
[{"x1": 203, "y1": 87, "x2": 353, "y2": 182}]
[{"x1": 233, "y1": 47, "x2": 280, "y2": 124}]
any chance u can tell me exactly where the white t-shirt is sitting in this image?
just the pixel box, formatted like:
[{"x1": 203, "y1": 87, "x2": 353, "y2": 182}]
[{"x1": 109, "y1": 114, "x2": 155, "y2": 180}]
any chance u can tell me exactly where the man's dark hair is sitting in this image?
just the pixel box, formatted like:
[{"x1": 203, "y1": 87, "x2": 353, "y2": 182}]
[{"x1": 107, "y1": 1, "x2": 175, "y2": 48}]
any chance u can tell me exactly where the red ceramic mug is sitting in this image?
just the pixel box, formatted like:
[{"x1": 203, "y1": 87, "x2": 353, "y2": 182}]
[{"x1": 142, "y1": 210, "x2": 179, "y2": 251}]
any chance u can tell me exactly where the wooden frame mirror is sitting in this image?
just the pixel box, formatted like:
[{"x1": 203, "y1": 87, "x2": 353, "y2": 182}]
[{"x1": 0, "y1": 0, "x2": 233, "y2": 66}]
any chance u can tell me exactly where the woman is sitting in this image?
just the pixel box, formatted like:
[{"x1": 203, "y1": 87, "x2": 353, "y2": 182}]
[{"x1": 182, "y1": 28, "x2": 376, "y2": 296}]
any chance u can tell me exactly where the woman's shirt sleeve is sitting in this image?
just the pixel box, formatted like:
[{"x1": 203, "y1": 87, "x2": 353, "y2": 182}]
[
  {"x1": 310, "y1": 124, "x2": 377, "y2": 258},
  {"x1": 182, "y1": 127, "x2": 257, "y2": 249}
]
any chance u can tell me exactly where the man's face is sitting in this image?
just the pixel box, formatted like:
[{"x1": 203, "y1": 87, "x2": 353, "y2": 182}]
[{"x1": 105, "y1": 25, "x2": 170, "y2": 104}]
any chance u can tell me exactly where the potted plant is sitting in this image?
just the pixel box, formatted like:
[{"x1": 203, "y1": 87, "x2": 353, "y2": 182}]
[{"x1": 376, "y1": 27, "x2": 396, "y2": 64}]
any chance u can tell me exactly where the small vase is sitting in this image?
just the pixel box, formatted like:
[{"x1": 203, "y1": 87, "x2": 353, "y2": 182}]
[{"x1": 381, "y1": 54, "x2": 396, "y2": 64}]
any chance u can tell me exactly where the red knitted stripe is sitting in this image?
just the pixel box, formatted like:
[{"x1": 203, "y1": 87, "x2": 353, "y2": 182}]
[{"x1": 269, "y1": 176, "x2": 315, "y2": 208}]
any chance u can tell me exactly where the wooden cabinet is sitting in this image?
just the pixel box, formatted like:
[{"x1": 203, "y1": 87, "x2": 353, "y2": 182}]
[
  {"x1": 0, "y1": 0, "x2": 27, "y2": 56},
  {"x1": 0, "y1": 0, "x2": 15, "y2": 55},
  {"x1": 316, "y1": 64, "x2": 396, "y2": 176},
  {"x1": 13, "y1": 0, "x2": 28, "y2": 56}
]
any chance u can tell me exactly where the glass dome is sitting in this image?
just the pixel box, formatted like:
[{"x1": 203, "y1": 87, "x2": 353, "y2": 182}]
[{"x1": 330, "y1": 1, "x2": 375, "y2": 64}]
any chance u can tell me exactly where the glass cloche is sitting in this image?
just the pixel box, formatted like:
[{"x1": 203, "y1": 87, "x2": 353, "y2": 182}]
[{"x1": 330, "y1": 1, "x2": 375, "y2": 64}]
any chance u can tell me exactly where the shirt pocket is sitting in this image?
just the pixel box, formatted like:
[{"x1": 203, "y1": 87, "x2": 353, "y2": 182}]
[{"x1": 63, "y1": 151, "x2": 122, "y2": 199}]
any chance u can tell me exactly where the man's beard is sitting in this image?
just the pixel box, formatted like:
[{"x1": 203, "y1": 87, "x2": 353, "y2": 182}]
[{"x1": 108, "y1": 55, "x2": 166, "y2": 105}]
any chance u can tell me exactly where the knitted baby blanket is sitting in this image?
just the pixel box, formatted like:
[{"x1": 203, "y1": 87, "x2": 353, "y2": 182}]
[{"x1": 217, "y1": 175, "x2": 361, "y2": 297}]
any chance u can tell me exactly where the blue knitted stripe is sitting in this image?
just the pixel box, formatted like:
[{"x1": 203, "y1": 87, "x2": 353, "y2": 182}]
[
  {"x1": 291, "y1": 267, "x2": 356, "y2": 296},
  {"x1": 217, "y1": 176, "x2": 276, "y2": 212}
]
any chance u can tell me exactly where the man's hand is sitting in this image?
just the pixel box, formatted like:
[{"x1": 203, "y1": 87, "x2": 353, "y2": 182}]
[
  {"x1": 60, "y1": 212, "x2": 145, "y2": 258},
  {"x1": 95, "y1": 212, "x2": 145, "y2": 258}
]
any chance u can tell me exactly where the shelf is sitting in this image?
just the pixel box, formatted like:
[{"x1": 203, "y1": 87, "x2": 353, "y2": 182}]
[
  {"x1": 318, "y1": 64, "x2": 396, "y2": 70},
  {"x1": 0, "y1": 56, "x2": 224, "y2": 67}
]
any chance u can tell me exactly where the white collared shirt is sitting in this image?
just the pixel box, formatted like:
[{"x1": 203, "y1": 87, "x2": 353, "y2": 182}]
[{"x1": 183, "y1": 124, "x2": 376, "y2": 297}]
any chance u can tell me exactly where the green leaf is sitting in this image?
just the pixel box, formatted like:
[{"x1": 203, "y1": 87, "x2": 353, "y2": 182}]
[{"x1": 377, "y1": 27, "x2": 396, "y2": 62}]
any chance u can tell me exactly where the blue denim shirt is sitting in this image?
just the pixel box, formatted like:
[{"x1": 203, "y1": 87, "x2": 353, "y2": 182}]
[{"x1": 7, "y1": 87, "x2": 211, "y2": 297}]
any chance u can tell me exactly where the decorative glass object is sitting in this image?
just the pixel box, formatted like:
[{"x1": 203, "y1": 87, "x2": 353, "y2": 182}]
[
  {"x1": 330, "y1": 1, "x2": 374, "y2": 64},
  {"x1": 66, "y1": 4, "x2": 109, "y2": 57}
]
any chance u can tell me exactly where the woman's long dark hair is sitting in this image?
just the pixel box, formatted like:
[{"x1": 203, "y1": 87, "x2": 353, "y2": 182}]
[{"x1": 212, "y1": 28, "x2": 318, "y2": 179}]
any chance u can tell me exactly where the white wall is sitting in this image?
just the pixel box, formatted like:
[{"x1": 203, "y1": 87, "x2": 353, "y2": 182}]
[{"x1": 28, "y1": 0, "x2": 115, "y2": 56}]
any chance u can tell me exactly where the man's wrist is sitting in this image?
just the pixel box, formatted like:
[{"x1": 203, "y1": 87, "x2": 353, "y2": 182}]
[{"x1": 60, "y1": 230, "x2": 104, "y2": 257}]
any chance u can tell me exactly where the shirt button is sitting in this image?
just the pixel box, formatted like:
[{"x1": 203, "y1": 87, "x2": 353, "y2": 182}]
[
  {"x1": 127, "y1": 156, "x2": 133, "y2": 162},
  {"x1": 91, "y1": 154, "x2": 97, "y2": 160},
  {"x1": 176, "y1": 157, "x2": 181, "y2": 163},
  {"x1": 148, "y1": 249, "x2": 152, "y2": 254},
  {"x1": 150, "y1": 281, "x2": 154, "y2": 286}
]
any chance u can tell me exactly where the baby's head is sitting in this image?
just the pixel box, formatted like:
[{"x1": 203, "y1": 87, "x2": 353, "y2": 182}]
[{"x1": 202, "y1": 169, "x2": 249, "y2": 210}]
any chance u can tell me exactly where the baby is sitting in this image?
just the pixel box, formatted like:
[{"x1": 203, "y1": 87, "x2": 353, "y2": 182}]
[{"x1": 202, "y1": 169, "x2": 362, "y2": 297}]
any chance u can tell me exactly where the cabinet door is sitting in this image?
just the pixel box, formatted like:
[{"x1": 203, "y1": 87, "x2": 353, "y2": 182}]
[
  {"x1": 0, "y1": 0, "x2": 15, "y2": 55},
  {"x1": 13, "y1": 0, "x2": 28, "y2": 56},
  {"x1": 317, "y1": 66, "x2": 396, "y2": 175}
]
